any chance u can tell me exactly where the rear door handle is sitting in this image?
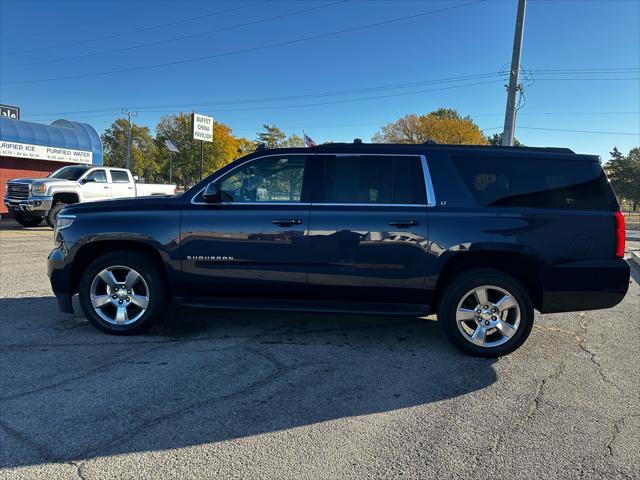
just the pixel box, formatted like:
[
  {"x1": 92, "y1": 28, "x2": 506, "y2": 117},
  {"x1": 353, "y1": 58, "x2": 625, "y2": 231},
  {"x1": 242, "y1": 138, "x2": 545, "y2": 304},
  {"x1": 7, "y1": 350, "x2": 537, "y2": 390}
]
[
  {"x1": 272, "y1": 218, "x2": 303, "y2": 227},
  {"x1": 389, "y1": 220, "x2": 419, "y2": 227}
]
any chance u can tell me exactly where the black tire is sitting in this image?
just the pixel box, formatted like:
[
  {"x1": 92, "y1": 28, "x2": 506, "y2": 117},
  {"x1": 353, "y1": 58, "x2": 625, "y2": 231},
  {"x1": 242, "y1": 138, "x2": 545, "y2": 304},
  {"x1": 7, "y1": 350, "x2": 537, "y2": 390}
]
[
  {"x1": 437, "y1": 269, "x2": 534, "y2": 357},
  {"x1": 14, "y1": 212, "x2": 44, "y2": 227},
  {"x1": 78, "y1": 250, "x2": 169, "y2": 334},
  {"x1": 46, "y1": 202, "x2": 67, "y2": 228}
]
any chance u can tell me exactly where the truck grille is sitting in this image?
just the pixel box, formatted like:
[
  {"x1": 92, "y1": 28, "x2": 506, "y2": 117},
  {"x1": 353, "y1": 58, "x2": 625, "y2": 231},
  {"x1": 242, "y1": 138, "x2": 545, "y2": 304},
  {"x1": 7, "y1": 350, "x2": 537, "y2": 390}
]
[{"x1": 7, "y1": 183, "x2": 30, "y2": 199}]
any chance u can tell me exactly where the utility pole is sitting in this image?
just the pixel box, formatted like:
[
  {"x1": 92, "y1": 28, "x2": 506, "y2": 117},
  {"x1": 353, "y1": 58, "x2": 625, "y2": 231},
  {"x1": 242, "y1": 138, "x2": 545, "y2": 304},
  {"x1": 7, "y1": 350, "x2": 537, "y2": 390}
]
[
  {"x1": 122, "y1": 109, "x2": 137, "y2": 170},
  {"x1": 501, "y1": 0, "x2": 526, "y2": 147}
]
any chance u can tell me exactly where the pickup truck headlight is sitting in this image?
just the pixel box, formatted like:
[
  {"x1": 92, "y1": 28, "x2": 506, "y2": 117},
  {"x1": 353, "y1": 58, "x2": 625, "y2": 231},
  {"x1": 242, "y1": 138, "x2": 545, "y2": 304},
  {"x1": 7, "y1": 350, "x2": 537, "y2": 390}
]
[
  {"x1": 32, "y1": 183, "x2": 47, "y2": 195},
  {"x1": 56, "y1": 214, "x2": 75, "y2": 231}
]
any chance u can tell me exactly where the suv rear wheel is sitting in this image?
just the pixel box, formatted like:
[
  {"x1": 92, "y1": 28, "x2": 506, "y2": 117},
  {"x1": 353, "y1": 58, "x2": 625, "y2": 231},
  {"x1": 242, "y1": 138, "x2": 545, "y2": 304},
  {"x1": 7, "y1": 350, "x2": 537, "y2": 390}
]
[
  {"x1": 437, "y1": 269, "x2": 534, "y2": 357},
  {"x1": 78, "y1": 250, "x2": 168, "y2": 334}
]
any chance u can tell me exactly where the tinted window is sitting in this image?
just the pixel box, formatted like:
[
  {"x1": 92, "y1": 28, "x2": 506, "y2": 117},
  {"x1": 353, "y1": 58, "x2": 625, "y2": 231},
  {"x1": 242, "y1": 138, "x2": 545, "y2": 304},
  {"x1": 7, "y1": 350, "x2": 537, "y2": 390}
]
[
  {"x1": 320, "y1": 156, "x2": 426, "y2": 204},
  {"x1": 394, "y1": 156, "x2": 427, "y2": 204},
  {"x1": 322, "y1": 156, "x2": 393, "y2": 204},
  {"x1": 219, "y1": 156, "x2": 306, "y2": 203},
  {"x1": 452, "y1": 156, "x2": 614, "y2": 210},
  {"x1": 86, "y1": 169, "x2": 107, "y2": 183},
  {"x1": 110, "y1": 170, "x2": 130, "y2": 183},
  {"x1": 49, "y1": 166, "x2": 89, "y2": 180}
]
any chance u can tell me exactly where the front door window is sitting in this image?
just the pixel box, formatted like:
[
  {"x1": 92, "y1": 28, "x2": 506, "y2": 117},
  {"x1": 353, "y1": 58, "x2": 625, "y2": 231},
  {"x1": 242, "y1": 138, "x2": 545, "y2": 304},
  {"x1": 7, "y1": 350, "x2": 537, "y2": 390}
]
[{"x1": 219, "y1": 156, "x2": 306, "y2": 203}]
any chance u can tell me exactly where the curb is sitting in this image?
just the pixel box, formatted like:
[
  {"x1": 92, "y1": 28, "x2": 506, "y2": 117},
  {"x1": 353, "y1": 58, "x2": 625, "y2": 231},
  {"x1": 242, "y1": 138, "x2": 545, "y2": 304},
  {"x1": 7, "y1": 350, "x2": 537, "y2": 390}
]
[{"x1": 630, "y1": 251, "x2": 640, "y2": 269}]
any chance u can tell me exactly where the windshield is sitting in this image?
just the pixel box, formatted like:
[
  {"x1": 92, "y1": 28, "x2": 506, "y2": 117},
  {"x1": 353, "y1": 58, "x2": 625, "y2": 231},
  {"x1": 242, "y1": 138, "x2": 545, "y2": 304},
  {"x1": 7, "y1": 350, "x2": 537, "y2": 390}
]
[{"x1": 48, "y1": 166, "x2": 90, "y2": 180}]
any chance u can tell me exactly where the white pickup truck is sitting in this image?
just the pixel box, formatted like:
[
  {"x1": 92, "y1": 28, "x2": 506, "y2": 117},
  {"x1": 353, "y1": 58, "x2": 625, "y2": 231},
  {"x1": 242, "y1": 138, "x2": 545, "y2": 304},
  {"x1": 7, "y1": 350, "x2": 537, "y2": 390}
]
[{"x1": 4, "y1": 165, "x2": 176, "y2": 227}]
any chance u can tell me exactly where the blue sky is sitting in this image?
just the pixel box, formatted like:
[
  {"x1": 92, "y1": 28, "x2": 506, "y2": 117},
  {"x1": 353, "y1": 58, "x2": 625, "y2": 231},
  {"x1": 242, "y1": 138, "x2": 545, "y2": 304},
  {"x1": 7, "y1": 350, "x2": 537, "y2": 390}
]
[{"x1": 1, "y1": 0, "x2": 638, "y2": 160}]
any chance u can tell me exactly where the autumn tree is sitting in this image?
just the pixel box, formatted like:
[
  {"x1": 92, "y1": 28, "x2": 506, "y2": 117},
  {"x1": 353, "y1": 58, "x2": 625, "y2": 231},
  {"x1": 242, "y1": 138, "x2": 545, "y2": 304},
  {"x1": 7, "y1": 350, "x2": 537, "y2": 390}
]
[
  {"x1": 372, "y1": 109, "x2": 488, "y2": 145},
  {"x1": 605, "y1": 147, "x2": 640, "y2": 209},
  {"x1": 155, "y1": 113, "x2": 239, "y2": 188},
  {"x1": 236, "y1": 137, "x2": 256, "y2": 156},
  {"x1": 101, "y1": 118, "x2": 159, "y2": 181}
]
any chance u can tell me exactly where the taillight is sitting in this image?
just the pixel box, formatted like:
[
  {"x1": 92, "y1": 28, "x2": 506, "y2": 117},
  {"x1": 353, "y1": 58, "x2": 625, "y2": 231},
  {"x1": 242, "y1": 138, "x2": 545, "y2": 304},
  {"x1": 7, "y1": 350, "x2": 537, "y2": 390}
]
[{"x1": 614, "y1": 211, "x2": 625, "y2": 258}]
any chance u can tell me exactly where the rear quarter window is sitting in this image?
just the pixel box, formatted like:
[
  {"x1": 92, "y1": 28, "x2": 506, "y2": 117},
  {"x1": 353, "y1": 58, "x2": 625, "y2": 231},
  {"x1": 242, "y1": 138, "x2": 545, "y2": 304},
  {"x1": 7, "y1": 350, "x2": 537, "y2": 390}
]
[{"x1": 451, "y1": 156, "x2": 617, "y2": 210}]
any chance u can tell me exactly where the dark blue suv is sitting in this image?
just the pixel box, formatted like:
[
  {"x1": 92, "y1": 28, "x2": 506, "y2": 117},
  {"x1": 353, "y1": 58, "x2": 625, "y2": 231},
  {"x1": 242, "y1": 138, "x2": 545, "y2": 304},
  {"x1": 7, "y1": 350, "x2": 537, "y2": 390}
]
[{"x1": 47, "y1": 143, "x2": 630, "y2": 356}]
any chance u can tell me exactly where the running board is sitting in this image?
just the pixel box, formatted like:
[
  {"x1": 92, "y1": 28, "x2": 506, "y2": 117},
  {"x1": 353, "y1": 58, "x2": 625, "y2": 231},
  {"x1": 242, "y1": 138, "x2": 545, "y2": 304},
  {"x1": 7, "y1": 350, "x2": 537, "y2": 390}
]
[{"x1": 179, "y1": 297, "x2": 430, "y2": 317}]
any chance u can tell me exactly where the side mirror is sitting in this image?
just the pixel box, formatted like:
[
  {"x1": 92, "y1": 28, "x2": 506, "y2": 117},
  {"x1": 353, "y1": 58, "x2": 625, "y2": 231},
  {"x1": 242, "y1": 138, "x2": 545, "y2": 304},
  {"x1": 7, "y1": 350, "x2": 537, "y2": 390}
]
[
  {"x1": 202, "y1": 181, "x2": 222, "y2": 203},
  {"x1": 82, "y1": 177, "x2": 95, "y2": 184},
  {"x1": 133, "y1": 175, "x2": 139, "y2": 182}
]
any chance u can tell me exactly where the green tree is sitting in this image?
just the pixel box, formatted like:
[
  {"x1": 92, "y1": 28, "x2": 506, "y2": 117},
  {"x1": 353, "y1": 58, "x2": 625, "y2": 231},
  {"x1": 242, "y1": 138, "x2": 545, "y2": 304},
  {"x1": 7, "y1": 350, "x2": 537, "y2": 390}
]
[
  {"x1": 372, "y1": 109, "x2": 488, "y2": 145},
  {"x1": 281, "y1": 133, "x2": 305, "y2": 147},
  {"x1": 605, "y1": 147, "x2": 640, "y2": 209},
  {"x1": 155, "y1": 113, "x2": 239, "y2": 189},
  {"x1": 256, "y1": 124, "x2": 286, "y2": 148},
  {"x1": 487, "y1": 132, "x2": 524, "y2": 147},
  {"x1": 101, "y1": 118, "x2": 159, "y2": 180}
]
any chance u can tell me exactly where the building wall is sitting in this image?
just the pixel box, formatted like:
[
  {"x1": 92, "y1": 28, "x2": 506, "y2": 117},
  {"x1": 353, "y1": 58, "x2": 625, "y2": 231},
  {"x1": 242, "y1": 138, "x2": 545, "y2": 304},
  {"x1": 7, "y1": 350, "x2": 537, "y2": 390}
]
[{"x1": 1, "y1": 156, "x2": 77, "y2": 214}]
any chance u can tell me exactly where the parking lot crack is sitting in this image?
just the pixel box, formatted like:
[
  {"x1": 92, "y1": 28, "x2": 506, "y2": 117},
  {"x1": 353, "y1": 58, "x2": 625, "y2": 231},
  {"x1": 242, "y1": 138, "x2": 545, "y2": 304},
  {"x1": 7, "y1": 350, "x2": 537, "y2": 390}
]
[
  {"x1": 606, "y1": 413, "x2": 640, "y2": 458},
  {"x1": 577, "y1": 318, "x2": 626, "y2": 396},
  {"x1": 492, "y1": 359, "x2": 565, "y2": 456},
  {"x1": 68, "y1": 461, "x2": 89, "y2": 480}
]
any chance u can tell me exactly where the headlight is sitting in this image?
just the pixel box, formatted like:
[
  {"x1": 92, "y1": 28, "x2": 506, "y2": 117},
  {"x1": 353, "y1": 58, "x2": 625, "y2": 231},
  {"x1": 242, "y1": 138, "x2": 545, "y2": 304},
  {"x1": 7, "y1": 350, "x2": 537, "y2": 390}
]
[
  {"x1": 32, "y1": 183, "x2": 47, "y2": 195},
  {"x1": 56, "y1": 214, "x2": 75, "y2": 231}
]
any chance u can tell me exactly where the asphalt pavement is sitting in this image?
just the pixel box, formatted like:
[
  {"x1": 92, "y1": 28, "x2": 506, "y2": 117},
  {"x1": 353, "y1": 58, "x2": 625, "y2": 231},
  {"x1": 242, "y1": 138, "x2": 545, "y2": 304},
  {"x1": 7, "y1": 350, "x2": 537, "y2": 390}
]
[{"x1": 0, "y1": 221, "x2": 639, "y2": 479}]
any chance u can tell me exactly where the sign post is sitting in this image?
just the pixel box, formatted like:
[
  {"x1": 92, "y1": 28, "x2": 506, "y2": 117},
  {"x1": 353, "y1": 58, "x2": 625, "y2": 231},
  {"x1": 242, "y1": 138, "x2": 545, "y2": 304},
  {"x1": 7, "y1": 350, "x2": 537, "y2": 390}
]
[{"x1": 192, "y1": 113, "x2": 214, "y2": 181}]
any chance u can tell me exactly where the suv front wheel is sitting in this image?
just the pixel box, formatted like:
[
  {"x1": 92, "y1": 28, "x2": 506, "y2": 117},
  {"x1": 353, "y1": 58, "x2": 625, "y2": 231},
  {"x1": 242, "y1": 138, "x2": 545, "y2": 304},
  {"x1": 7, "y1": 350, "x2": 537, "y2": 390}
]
[
  {"x1": 437, "y1": 269, "x2": 534, "y2": 357},
  {"x1": 78, "y1": 250, "x2": 168, "y2": 334}
]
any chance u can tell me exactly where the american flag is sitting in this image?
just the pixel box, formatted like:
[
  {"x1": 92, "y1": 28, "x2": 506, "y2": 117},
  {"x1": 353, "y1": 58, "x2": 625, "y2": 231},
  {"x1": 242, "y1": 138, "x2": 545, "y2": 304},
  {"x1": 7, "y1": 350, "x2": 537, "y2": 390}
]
[{"x1": 303, "y1": 131, "x2": 317, "y2": 147}]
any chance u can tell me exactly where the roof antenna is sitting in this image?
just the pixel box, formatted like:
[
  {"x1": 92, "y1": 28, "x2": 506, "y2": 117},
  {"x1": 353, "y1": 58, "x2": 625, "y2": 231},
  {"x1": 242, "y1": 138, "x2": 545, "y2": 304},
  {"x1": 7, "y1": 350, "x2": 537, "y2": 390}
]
[
  {"x1": 424, "y1": 138, "x2": 437, "y2": 144},
  {"x1": 353, "y1": 138, "x2": 362, "y2": 144},
  {"x1": 255, "y1": 142, "x2": 267, "y2": 151}
]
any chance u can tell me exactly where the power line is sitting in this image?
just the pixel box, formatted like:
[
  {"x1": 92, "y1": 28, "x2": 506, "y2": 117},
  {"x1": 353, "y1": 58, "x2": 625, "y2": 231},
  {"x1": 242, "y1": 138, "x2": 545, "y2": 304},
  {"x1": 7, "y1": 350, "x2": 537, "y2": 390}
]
[
  {"x1": 0, "y1": 1, "x2": 269, "y2": 56},
  {"x1": 0, "y1": 0, "x2": 487, "y2": 86},
  {"x1": 22, "y1": 67, "x2": 638, "y2": 118},
  {"x1": 24, "y1": 72, "x2": 507, "y2": 117},
  {"x1": 2, "y1": 1, "x2": 349, "y2": 69},
  {"x1": 516, "y1": 126, "x2": 639, "y2": 136}
]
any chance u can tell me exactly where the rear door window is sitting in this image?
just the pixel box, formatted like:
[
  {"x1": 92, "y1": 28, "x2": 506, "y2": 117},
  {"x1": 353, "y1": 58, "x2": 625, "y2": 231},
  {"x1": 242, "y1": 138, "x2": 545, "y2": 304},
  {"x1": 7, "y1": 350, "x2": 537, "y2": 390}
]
[
  {"x1": 110, "y1": 170, "x2": 130, "y2": 183},
  {"x1": 319, "y1": 155, "x2": 426, "y2": 205},
  {"x1": 394, "y1": 156, "x2": 427, "y2": 204},
  {"x1": 451, "y1": 156, "x2": 615, "y2": 210}
]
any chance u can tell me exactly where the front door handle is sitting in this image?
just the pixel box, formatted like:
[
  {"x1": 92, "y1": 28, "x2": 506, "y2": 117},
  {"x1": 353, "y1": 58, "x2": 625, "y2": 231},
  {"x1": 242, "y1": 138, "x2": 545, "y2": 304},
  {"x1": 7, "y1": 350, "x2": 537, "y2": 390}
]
[
  {"x1": 389, "y1": 220, "x2": 419, "y2": 227},
  {"x1": 272, "y1": 218, "x2": 303, "y2": 227}
]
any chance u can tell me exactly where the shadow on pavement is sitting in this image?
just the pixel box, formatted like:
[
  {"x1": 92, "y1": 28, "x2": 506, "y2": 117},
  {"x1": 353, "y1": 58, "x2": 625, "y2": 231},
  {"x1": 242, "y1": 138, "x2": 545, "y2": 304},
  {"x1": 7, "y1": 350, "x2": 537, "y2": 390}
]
[{"x1": 0, "y1": 296, "x2": 497, "y2": 468}]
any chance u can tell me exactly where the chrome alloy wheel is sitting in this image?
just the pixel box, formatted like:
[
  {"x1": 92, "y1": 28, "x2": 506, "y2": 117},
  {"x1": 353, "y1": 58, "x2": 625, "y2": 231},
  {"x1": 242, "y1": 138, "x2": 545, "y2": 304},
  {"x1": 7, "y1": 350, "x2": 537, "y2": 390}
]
[
  {"x1": 89, "y1": 266, "x2": 149, "y2": 325},
  {"x1": 455, "y1": 285, "x2": 521, "y2": 348}
]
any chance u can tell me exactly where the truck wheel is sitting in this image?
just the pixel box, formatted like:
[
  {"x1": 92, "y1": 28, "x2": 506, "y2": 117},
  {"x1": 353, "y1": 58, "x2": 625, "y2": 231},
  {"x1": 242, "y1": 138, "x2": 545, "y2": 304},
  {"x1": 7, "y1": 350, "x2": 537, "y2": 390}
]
[
  {"x1": 14, "y1": 212, "x2": 44, "y2": 227},
  {"x1": 437, "y1": 269, "x2": 534, "y2": 357},
  {"x1": 78, "y1": 250, "x2": 169, "y2": 334},
  {"x1": 46, "y1": 202, "x2": 67, "y2": 228}
]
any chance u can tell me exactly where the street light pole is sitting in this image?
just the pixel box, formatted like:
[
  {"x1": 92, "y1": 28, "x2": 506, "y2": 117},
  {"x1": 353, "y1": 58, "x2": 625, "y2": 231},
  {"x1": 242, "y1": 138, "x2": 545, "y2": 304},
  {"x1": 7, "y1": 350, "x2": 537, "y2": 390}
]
[
  {"x1": 501, "y1": 0, "x2": 526, "y2": 147},
  {"x1": 123, "y1": 109, "x2": 137, "y2": 170}
]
